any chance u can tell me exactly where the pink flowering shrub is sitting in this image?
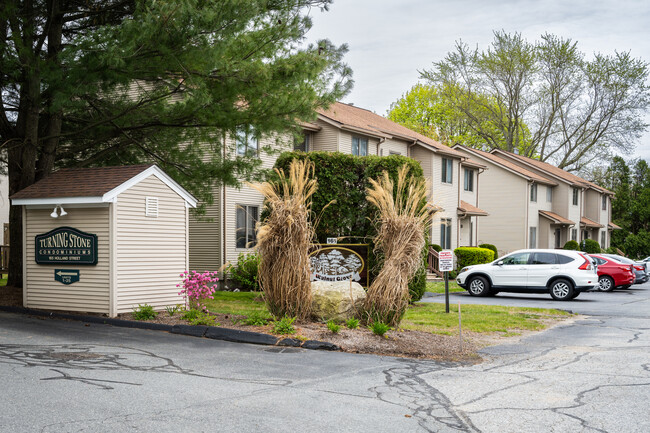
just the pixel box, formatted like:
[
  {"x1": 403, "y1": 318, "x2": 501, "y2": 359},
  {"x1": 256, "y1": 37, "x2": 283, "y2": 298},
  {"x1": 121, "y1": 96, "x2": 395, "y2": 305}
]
[{"x1": 177, "y1": 270, "x2": 219, "y2": 311}]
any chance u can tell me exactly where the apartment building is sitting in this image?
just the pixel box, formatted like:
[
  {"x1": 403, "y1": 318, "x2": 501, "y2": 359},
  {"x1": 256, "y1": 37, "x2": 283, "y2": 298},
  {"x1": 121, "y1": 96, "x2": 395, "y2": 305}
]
[
  {"x1": 189, "y1": 102, "x2": 488, "y2": 272},
  {"x1": 454, "y1": 145, "x2": 615, "y2": 254}
]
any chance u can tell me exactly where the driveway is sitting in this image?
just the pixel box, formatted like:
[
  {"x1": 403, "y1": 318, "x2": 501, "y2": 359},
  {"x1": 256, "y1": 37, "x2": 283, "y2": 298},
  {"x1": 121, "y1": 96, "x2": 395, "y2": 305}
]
[{"x1": 1, "y1": 282, "x2": 649, "y2": 433}]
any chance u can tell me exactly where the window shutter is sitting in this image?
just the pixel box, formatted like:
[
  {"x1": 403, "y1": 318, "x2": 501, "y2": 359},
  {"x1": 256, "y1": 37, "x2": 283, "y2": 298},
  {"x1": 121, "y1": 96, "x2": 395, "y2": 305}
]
[{"x1": 145, "y1": 197, "x2": 159, "y2": 217}]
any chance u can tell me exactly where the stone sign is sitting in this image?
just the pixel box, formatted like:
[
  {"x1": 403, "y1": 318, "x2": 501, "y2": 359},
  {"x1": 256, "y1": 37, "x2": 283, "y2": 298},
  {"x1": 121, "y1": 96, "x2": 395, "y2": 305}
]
[
  {"x1": 309, "y1": 244, "x2": 369, "y2": 287},
  {"x1": 35, "y1": 227, "x2": 98, "y2": 265}
]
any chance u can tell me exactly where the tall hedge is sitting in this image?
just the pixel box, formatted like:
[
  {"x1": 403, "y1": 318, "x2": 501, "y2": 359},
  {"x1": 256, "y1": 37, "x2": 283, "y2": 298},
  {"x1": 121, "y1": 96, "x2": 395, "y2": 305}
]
[
  {"x1": 454, "y1": 247, "x2": 495, "y2": 270},
  {"x1": 563, "y1": 240, "x2": 579, "y2": 250},
  {"x1": 478, "y1": 243, "x2": 498, "y2": 260},
  {"x1": 271, "y1": 151, "x2": 428, "y2": 301}
]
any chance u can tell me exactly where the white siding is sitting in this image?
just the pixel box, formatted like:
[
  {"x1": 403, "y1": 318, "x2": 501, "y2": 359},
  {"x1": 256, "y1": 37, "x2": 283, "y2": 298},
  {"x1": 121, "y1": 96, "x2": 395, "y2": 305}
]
[
  {"x1": 115, "y1": 175, "x2": 187, "y2": 313},
  {"x1": 432, "y1": 154, "x2": 460, "y2": 249},
  {"x1": 25, "y1": 207, "x2": 110, "y2": 313},
  {"x1": 311, "y1": 120, "x2": 339, "y2": 152},
  {"x1": 379, "y1": 138, "x2": 409, "y2": 156}
]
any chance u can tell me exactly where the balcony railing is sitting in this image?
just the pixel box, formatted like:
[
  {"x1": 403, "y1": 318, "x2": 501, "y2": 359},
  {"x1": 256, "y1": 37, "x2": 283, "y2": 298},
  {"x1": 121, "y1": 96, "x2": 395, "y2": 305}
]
[{"x1": 426, "y1": 246, "x2": 443, "y2": 278}]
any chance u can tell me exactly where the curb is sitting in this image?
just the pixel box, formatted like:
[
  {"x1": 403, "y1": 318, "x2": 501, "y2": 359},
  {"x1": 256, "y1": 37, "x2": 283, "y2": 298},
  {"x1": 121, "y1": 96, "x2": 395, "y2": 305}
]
[{"x1": 0, "y1": 305, "x2": 340, "y2": 352}]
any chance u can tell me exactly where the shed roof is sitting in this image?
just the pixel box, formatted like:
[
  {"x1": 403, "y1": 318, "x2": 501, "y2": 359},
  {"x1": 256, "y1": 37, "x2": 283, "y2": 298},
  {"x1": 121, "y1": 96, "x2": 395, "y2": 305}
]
[
  {"x1": 580, "y1": 216, "x2": 604, "y2": 229},
  {"x1": 457, "y1": 200, "x2": 489, "y2": 216},
  {"x1": 539, "y1": 210, "x2": 575, "y2": 226},
  {"x1": 11, "y1": 165, "x2": 197, "y2": 207}
]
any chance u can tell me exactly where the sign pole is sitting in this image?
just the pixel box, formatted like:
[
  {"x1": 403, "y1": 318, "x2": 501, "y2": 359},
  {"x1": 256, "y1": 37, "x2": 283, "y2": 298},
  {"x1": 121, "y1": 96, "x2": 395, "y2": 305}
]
[{"x1": 444, "y1": 271, "x2": 450, "y2": 313}]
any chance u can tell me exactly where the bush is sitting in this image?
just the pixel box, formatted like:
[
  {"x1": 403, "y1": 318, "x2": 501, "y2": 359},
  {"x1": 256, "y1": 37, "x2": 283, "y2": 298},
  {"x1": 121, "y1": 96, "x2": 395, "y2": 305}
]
[
  {"x1": 242, "y1": 312, "x2": 270, "y2": 326},
  {"x1": 478, "y1": 243, "x2": 498, "y2": 259},
  {"x1": 605, "y1": 246, "x2": 619, "y2": 255},
  {"x1": 454, "y1": 247, "x2": 495, "y2": 270},
  {"x1": 345, "y1": 318, "x2": 359, "y2": 329},
  {"x1": 271, "y1": 316, "x2": 296, "y2": 335},
  {"x1": 132, "y1": 304, "x2": 157, "y2": 321},
  {"x1": 563, "y1": 240, "x2": 579, "y2": 250},
  {"x1": 430, "y1": 244, "x2": 442, "y2": 252},
  {"x1": 177, "y1": 270, "x2": 219, "y2": 310},
  {"x1": 225, "y1": 252, "x2": 260, "y2": 291},
  {"x1": 580, "y1": 239, "x2": 601, "y2": 254},
  {"x1": 369, "y1": 321, "x2": 390, "y2": 337},
  {"x1": 408, "y1": 244, "x2": 428, "y2": 303}
]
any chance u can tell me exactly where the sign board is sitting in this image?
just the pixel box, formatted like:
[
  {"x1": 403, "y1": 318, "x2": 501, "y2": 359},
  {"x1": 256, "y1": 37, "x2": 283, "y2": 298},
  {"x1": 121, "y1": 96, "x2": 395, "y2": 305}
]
[
  {"x1": 35, "y1": 227, "x2": 98, "y2": 265},
  {"x1": 309, "y1": 244, "x2": 369, "y2": 287},
  {"x1": 439, "y1": 250, "x2": 454, "y2": 272},
  {"x1": 54, "y1": 269, "x2": 80, "y2": 285},
  {"x1": 326, "y1": 238, "x2": 338, "y2": 244}
]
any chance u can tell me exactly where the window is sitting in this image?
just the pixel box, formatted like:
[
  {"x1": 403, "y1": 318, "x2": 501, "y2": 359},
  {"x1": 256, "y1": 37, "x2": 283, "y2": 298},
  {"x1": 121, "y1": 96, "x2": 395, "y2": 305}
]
[
  {"x1": 571, "y1": 228, "x2": 577, "y2": 241},
  {"x1": 602, "y1": 195, "x2": 607, "y2": 211},
  {"x1": 501, "y1": 252, "x2": 530, "y2": 265},
  {"x1": 530, "y1": 184, "x2": 537, "y2": 202},
  {"x1": 601, "y1": 231, "x2": 606, "y2": 246},
  {"x1": 441, "y1": 158, "x2": 453, "y2": 184},
  {"x1": 572, "y1": 187, "x2": 579, "y2": 206},
  {"x1": 145, "y1": 197, "x2": 159, "y2": 218},
  {"x1": 389, "y1": 150, "x2": 401, "y2": 155},
  {"x1": 236, "y1": 205, "x2": 258, "y2": 249},
  {"x1": 294, "y1": 133, "x2": 310, "y2": 152},
  {"x1": 440, "y1": 218, "x2": 452, "y2": 249},
  {"x1": 352, "y1": 137, "x2": 368, "y2": 156},
  {"x1": 236, "y1": 126, "x2": 258, "y2": 157},
  {"x1": 464, "y1": 168, "x2": 474, "y2": 192},
  {"x1": 529, "y1": 227, "x2": 537, "y2": 248},
  {"x1": 530, "y1": 252, "x2": 557, "y2": 265},
  {"x1": 557, "y1": 254, "x2": 573, "y2": 265},
  {"x1": 547, "y1": 186, "x2": 553, "y2": 202}
]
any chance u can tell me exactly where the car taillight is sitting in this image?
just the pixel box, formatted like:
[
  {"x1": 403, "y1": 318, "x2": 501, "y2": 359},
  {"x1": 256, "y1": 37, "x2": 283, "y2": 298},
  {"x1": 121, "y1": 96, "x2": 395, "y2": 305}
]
[
  {"x1": 578, "y1": 254, "x2": 592, "y2": 270},
  {"x1": 634, "y1": 265, "x2": 644, "y2": 271}
]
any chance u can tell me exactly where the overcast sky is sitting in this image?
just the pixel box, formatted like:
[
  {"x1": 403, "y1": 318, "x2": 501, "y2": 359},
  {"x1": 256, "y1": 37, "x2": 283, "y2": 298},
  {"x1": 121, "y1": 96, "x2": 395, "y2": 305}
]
[{"x1": 306, "y1": 0, "x2": 650, "y2": 160}]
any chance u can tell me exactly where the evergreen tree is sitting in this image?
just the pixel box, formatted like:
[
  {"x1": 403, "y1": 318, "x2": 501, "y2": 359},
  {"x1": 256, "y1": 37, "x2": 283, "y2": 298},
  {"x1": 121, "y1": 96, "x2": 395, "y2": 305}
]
[{"x1": 0, "y1": 0, "x2": 352, "y2": 286}]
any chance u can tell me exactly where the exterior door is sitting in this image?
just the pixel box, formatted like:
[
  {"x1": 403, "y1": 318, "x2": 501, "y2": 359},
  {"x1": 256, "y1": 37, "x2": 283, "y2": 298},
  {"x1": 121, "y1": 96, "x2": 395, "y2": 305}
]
[
  {"x1": 491, "y1": 252, "x2": 531, "y2": 287},
  {"x1": 527, "y1": 252, "x2": 560, "y2": 288},
  {"x1": 554, "y1": 228, "x2": 561, "y2": 249}
]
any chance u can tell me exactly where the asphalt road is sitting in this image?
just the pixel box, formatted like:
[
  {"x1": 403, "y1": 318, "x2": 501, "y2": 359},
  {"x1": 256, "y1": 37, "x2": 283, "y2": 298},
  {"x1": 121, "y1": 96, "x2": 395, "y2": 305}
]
[{"x1": 1, "y1": 282, "x2": 648, "y2": 433}]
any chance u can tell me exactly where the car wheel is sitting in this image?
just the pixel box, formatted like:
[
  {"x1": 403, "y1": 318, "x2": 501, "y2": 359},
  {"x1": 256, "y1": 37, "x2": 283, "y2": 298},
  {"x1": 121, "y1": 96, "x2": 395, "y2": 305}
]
[
  {"x1": 598, "y1": 276, "x2": 615, "y2": 292},
  {"x1": 467, "y1": 276, "x2": 491, "y2": 297},
  {"x1": 549, "y1": 279, "x2": 574, "y2": 301},
  {"x1": 570, "y1": 291, "x2": 580, "y2": 299}
]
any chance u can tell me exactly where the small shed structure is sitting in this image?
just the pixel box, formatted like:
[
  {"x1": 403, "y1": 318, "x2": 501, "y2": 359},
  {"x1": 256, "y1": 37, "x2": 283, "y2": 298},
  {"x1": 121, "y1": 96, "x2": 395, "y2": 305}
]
[{"x1": 11, "y1": 165, "x2": 197, "y2": 317}]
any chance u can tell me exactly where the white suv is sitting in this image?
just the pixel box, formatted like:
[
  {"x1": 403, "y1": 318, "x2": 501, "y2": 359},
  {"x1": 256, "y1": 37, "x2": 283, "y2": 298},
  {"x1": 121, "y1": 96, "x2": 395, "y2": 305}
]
[{"x1": 456, "y1": 249, "x2": 598, "y2": 301}]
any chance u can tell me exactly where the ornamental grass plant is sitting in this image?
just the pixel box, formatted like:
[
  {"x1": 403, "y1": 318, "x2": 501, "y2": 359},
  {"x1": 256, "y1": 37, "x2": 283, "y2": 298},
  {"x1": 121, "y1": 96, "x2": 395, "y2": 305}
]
[
  {"x1": 363, "y1": 165, "x2": 432, "y2": 326},
  {"x1": 250, "y1": 159, "x2": 317, "y2": 320}
]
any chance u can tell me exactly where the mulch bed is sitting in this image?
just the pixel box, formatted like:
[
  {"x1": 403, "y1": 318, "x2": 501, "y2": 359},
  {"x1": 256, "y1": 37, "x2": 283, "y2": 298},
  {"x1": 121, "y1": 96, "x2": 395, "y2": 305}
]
[{"x1": 0, "y1": 285, "x2": 550, "y2": 362}]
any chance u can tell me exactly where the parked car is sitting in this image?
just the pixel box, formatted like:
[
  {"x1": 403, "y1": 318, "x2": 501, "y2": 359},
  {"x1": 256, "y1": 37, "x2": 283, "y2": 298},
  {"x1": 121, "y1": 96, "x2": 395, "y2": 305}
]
[
  {"x1": 589, "y1": 254, "x2": 636, "y2": 291},
  {"x1": 456, "y1": 249, "x2": 598, "y2": 301},
  {"x1": 600, "y1": 254, "x2": 649, "y2": 283}
]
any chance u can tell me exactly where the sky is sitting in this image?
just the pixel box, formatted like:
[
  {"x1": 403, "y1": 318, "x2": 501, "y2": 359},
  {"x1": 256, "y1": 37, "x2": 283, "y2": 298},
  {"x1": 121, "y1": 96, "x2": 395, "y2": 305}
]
[{"x1": 305, "y1": 0, "x2": 650, "y2": 161}]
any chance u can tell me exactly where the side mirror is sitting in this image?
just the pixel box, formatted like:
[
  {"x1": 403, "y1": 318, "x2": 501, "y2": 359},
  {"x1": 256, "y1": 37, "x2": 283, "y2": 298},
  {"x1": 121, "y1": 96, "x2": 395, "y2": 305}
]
[{"x1": 495, "y1": 260, "x2": 504, "y2": 266}]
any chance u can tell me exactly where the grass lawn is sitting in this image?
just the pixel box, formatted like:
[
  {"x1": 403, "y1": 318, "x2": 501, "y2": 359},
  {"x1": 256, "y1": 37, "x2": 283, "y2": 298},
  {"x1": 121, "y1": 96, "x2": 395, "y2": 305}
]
[
  {"x1": 426, "y1": 280, "x2": 465, "y2": 294},
  {"x1": 402, "y1": 303, "x2": 571, "y2": 336},
  {"x1": 0, "y1": 274, "x2": 7, "y2": 286},
  {"x1": 204, "y1": 291, "x2": 570, "y2": 336},
  {"x1": 202, "y1": 291, "x2": 270, "y2": 317}
]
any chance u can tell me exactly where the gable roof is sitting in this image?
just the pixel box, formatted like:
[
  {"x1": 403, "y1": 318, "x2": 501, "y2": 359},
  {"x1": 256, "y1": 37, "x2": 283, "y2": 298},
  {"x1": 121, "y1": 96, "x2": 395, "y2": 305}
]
[
  {"x1": 317, "y1": 102, "x2": 465, "y2": 158},
  {"x1": 491, "y1": 149, "x2": 612, "y2": 195},
  {"x1": 453, "y1": 145, "x2": 557, "y2": 186},
  {"x1": 11, "y1": 165, "x2": 197, "y2": 207}
]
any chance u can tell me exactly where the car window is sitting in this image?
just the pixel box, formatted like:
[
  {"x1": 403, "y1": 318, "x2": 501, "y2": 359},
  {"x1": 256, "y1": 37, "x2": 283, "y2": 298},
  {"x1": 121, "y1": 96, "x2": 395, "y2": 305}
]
[
  {"x1": 592, "y1": 257, "x2": 606, "y2": 265},
  {"x1": 530, "y1": 252, "x2": 557, "y2": 265},
  {"x1": 501, "y1": 253, "x2": 530, "y2": 265},
  {"x1": 556, "y1": 254, "x2": 574, "y2": 264}
]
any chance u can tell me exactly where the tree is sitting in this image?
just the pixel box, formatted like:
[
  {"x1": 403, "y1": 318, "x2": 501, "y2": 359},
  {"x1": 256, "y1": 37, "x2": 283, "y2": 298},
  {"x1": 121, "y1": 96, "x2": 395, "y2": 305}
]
[
  {"x1": 1, "y1": 0, "x2": 352, "y2": 287},
  {"x1": 420, "y1": 31, "x2": 650, "y2": 172}
]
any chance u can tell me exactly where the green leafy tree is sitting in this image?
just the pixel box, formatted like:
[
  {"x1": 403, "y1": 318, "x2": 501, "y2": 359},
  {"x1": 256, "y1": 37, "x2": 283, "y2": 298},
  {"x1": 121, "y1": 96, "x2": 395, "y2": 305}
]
[
  {"x1": 420, "y1": 31, "x2": 649, "y2": 172},
  {"x1": 0, "y1": 0, "x2": 352, "y2": 286}
]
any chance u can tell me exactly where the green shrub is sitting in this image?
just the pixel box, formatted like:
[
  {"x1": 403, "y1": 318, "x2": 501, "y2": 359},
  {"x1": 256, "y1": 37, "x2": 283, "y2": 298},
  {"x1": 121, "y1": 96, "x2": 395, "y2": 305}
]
[
  {"x1": 165, "y1": 305, "x2": 181, "y2": 317},
  {"x1": 408, "y1": 244, "x2": 428, "y2": 303},
  {"x1": 226, "y1": 252, "x2": 260, "y2": 291},
  {"x1": 454, "y1": 247, "x2": 495, "y2": 270},
  {"x1": 345, "y1": 318, "x2": 359, "y2": 329},
  {"x1": 478, "y1": 243, "x2": 498, "y2": 259},
  {"x1": 605, "y1": 246, "x2": 619, "y2": 254},
  {"x1": 188, "y1": 311, "x2": 218, "y2": 326},
  {"x1": 369, "y1": 321, "x2": 390, "y2": 337},
  {"x1": 563, "y1": 240, "x2": 579, "y2": 250},
  {"x1": 271, "y1": 316, "x2": 296, "y2": 335},
  {"x1": 580, "y1": 239, "x2": 601, "y2": 254},
  {"x1": 242, "y1": 311, "x2": 270, "y2": 326},
  {"x1": 430, "y1": 244, "x2": 442, "y2": 252},
  {"x1": 326, "y1": 320, "x2": 341, "y2": 334},
  {"x1": 180, "y1": 308, "x2": 201, "y2": 321},
  {"x1": 132, "y1": 304, "x2": 157, "y2": 321}
]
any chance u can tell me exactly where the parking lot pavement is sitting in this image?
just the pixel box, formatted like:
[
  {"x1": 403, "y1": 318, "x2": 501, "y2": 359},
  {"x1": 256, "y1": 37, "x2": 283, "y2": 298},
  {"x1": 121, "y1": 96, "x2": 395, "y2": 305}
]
[
  {"x1": 1, "y1": 281, "x2": 649, "y2": 432},
  {"x1": 421, "y1": 280, "x2": 650, "y2": 318}
]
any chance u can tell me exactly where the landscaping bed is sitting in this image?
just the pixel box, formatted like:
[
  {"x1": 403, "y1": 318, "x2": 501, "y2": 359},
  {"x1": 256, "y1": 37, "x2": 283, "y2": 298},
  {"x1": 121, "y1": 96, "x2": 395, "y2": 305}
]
[{"x1": 0, "y1": 286, "x2": 573, "y2": 362}]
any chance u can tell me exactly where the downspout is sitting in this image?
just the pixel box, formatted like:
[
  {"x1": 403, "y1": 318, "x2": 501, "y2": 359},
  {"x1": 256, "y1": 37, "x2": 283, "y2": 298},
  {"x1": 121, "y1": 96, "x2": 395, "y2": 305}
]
[
  {"x1": 457, "y1": 158, "x2": 462, "y2": 248},
  {"x1": 407, "y1": 139, "x2": 417, "y2": 158},
  {"x1": 222, "y1": 130, "x2": 227, "y2": 286},
  {"x1": 476, "y1": 167, "x2": 485, "y2": 247},
  {"x1": 525, "y1": 181, "x2": 530, "y2": 248},
  {"x1": 376, "y1": 137, "x2": 386, "y2": 155}
]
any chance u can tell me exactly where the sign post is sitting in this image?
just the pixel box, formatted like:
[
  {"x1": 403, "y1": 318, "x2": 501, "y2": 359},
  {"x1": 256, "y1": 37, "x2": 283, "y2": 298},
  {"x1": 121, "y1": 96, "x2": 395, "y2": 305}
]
[{"x1": 438, "y1": 250, "x2": 454, "y2": 313}]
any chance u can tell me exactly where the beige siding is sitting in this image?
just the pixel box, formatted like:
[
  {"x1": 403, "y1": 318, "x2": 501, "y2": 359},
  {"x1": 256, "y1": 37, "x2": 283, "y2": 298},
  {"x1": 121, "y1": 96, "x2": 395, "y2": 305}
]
[
  {"x1": 432, "y1": 154, "x2": 460, "y2": 249},
  {"x1": 311, "y1": 120, "x2": 339, "y2": 152},
  {"x1": 188, "y1": 190, "x2": 221, "y2": 272},
  {"x1": 115, "y1": 175, "x2": 187, "y2": 313},
  {"x1": 410, "y1": 146, "x2": 433, "y2": 200},
  {"x1": 337, "y1": 130, "x2": 379, "y2": 156},
  {"x1": 379, "y1": 138, "x2": 409, "y2": 156},
  {"x1": 584, "y1": 189, "x2": 599, "y2": 221},
  {"x1": 552, "y1": 184, "x2": 569, "y2": 217},
  {"x1": 568, "y1": 187, "x2": 581, "y2": 233},
  {"x1": 25, "y1": 207, "x2": 110, "y2": 313}
]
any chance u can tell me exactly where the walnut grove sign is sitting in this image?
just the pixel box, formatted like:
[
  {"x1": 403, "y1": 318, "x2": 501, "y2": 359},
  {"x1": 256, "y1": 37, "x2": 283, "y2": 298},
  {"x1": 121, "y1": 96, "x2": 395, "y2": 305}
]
[
  {"x1": 309, "y1": 244, "x2": 369, "y2": 287},
  {"x1": 35, "y1": 227, "x2": 98, "y2": 265}
]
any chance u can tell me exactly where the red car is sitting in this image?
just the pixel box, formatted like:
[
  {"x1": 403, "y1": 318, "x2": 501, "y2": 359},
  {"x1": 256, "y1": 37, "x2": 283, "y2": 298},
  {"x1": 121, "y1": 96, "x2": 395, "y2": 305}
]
[{"x1": 589, "y1": 254, "x2": 635, "y2": 292}]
